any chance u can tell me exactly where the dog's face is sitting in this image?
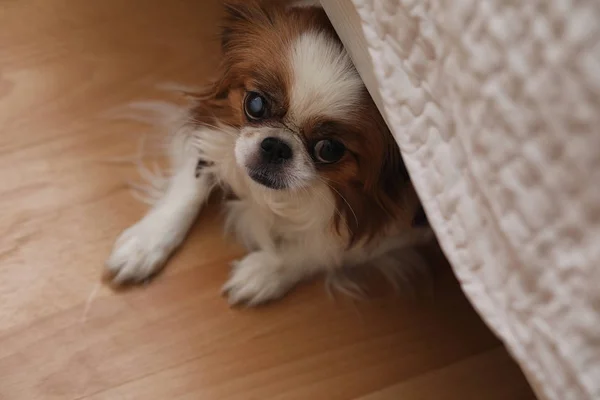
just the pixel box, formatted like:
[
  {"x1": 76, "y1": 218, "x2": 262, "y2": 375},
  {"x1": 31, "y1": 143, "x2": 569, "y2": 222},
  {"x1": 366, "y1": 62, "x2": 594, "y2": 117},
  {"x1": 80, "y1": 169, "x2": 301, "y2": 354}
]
[
  {"x1": 192, "y1": 1, "x2": 415, "y2": 242},
  {"x1": 232, "y1": 25, "x2": 368, "y2": 191}
]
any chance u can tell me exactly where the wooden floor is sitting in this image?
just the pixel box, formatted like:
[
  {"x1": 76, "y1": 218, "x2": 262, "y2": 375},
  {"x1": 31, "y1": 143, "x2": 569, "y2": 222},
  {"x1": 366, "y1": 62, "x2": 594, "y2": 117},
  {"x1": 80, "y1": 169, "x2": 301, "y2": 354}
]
[{"x1": 0, "y1": 1, "x2": 536, "y2": 399}]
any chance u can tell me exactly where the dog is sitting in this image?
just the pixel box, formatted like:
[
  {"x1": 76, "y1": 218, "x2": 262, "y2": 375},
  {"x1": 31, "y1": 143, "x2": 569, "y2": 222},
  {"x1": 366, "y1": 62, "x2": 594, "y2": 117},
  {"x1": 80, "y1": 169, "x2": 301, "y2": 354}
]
[{"x1": 105, "y1": 1, "x2": 431, "y2": 305}]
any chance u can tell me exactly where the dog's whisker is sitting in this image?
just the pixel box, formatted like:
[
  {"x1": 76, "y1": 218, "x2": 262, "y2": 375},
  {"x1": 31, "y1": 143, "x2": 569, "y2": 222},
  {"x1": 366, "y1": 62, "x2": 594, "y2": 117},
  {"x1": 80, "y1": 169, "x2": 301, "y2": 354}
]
[
  {"x1": 306, "y1": 183, "x2": 351, "y2": 235},
  {"x1": 317, "y1": 177, "x2": 359, "y2": 229}
]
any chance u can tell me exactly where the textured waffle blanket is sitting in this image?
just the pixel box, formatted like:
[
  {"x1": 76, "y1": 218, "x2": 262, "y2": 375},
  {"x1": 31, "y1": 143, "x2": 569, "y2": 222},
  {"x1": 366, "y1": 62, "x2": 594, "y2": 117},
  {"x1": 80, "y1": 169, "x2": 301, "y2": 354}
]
[{"x1": 320, "y1": 1, "x2": 600, "y2": 399}]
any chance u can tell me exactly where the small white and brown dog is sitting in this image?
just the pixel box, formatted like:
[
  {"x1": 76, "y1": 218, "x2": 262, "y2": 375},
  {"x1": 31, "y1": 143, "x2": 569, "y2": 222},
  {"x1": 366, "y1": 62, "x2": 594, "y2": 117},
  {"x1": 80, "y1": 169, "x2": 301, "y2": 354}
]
[{"x1": 105, "y1": 1, "x2": 430, "y2": 305}]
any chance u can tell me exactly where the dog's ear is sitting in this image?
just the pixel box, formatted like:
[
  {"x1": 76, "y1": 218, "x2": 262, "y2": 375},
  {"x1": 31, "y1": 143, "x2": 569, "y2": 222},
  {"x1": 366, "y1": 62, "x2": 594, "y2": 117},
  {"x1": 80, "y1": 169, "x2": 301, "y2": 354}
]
[
  {"x1": 192, "y1": 1, "x2": 265, "y2": 102},
  {"x1": 221, "y1": 1, "x2": 277, "y2": 51},
  {"x1": 189, "y1": 0, "x2": 284, "y2": 127},
  {"x1": 210, "y1": 1, "x2": 282, "y2": 97}
]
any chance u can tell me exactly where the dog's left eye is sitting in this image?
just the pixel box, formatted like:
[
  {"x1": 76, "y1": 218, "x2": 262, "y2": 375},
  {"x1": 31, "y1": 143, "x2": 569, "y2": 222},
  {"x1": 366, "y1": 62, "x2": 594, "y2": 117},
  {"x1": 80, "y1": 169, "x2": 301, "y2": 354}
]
[
  {"x1": 313, "y1": 139, "x2": 346, "y2": 163},
  {"x1": 244, "y1": 92, "x2": 268, "y2": 120}
]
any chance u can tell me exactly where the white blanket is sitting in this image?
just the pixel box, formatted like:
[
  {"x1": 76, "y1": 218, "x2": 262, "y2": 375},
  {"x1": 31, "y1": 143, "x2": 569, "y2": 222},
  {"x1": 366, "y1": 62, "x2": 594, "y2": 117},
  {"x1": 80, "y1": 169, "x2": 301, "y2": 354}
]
[{"x1": 320, "y1": 1, "x2": 600, "y2": 399}]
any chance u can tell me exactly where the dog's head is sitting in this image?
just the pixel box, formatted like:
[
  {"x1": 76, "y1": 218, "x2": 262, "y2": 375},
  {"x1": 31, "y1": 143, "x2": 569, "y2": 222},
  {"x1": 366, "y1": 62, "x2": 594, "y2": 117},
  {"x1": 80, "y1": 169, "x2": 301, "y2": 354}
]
[{"x1": 191, "y1": 1, "x2": 418, "y2": 243}]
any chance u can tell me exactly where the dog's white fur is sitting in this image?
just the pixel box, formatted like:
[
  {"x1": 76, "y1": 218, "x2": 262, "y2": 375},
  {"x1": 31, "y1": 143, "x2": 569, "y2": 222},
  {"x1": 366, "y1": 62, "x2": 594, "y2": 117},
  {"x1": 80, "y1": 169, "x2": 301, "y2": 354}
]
[
  {"x1": 106, "y1": 20, "x2": 430, "y2": 305},
  {"x1": 289, "y1": 32, "x2": 364, "y2": 122}
]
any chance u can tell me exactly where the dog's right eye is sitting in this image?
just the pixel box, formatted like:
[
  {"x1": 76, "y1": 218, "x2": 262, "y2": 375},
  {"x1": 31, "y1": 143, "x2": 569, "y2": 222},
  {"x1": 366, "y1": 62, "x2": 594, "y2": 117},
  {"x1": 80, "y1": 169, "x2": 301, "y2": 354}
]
[{"x1": 244, "y1": 92, "x2": 268, "y2": 120}]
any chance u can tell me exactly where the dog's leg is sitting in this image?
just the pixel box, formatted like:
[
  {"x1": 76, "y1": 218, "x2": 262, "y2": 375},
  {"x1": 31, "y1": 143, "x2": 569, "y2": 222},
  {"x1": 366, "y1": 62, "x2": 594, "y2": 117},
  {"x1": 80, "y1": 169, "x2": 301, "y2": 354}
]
[
  {"x1": 106, "y1": 155, "x2": 213, "y2": 284},
  {"x1": 222, "y1": 242, "x2": 340, "y2": 306}
]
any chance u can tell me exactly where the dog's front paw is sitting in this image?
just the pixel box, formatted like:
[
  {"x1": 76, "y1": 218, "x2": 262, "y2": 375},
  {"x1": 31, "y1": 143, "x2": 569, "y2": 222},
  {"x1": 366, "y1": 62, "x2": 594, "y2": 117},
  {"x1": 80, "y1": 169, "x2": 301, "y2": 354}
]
[
  {"x1": 105, "y1": 217, "x2": 178, "y2": 285},
  {"x1": 222, "y1": 251, "x2": 294, "y2": 306}
]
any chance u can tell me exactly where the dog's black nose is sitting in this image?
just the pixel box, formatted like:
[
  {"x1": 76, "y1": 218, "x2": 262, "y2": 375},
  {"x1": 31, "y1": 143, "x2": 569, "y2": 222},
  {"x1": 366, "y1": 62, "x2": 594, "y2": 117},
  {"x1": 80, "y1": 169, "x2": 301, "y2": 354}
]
[{"x1": 260, "y1": 137, "x2": 292, "y2": 164}]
